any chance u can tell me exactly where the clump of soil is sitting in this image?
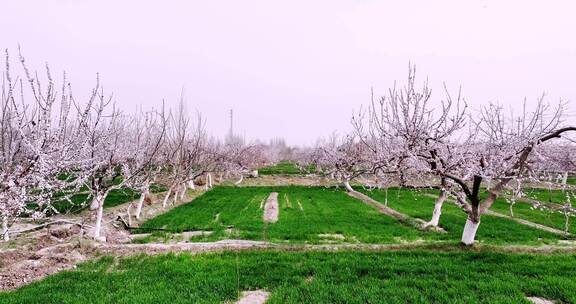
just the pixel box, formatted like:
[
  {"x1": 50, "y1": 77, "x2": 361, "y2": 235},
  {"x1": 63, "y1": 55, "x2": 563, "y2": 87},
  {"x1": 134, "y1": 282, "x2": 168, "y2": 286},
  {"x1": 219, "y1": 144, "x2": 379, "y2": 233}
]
[{"x1": 235, "y1": 290, "x2": 270, "y2": 304}]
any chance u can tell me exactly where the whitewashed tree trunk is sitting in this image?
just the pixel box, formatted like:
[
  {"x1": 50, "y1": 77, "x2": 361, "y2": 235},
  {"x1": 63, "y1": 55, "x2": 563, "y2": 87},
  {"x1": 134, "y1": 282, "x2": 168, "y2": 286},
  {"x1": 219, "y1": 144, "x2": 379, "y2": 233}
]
[
  {"x1": 562, "y1": 172, "x2": 568, "y2": 185},
  {"x1": 126, "y1": 203, "x2": 133, "y2": 227},
  {"x1": 461, "y1": 218, "x2": 480, "y2": 245},
  {"x1": 89, "y1": 192, "x2": 103, "y2": 210},
  {"x1": 343, "y1": 178, "x2": 354, "y2": 192},
  {"x1": 208, "y1": 173, "x2": 213, "y2": 188},
  {"x1": 564, "y1": 203, "x2": 571, "y2": 235},
  {"x1": 235, "y1": 175, "x2": 244, "y2": 185},
  {"x1": 162, "y1": 187, "x2": 173, "y2": 208},
  {"x1": 188, "y1": 180, "x2": 195, "y2": 190},
  {"x1": 204, "y1": 173, "x2": 211, "y2": 190},
  {"x1": 2, "y1": 216, "x2": 9, "y2": 242},
  {"x1": 426, "y1": 191, "x2": 447, "y2": 227},
  {"x1": 173, "y1": 189, "x2": 179, "y2": 205},
  {"x1": 94, "y1": 204, "x2": 105, "y2": 241},
  {"x1": 93, "y1": 191, "x2": 109, "y2": 242},
  {"x1": 179, "y1": 184, "x2": 186, "y2": 200},
  {"x1": 135, "y1": 186, "x2": 150, "y2": 220}
]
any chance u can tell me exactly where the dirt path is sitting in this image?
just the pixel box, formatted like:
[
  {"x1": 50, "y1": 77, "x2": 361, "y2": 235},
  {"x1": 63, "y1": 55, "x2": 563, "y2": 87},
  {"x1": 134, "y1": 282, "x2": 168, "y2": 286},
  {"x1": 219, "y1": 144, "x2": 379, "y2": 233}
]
[
  {"x1": 98, "y1": 240, "x2": 275, "y2": 256},
  {"x1": 263, "y1": 193, "x2": 279, "y2": 223},
  {"x1": 68, "y1": 239, "x2": 576, "y2": 259},
  {"x1": 239, "y1": 175, "x2": 339, "y2": 187},
  {"x1": 346, "y1": 190, "x2": 426, "y2": 228},
  {"x1": 484, "y1": 209, "x2": 570, "y2": 236}
]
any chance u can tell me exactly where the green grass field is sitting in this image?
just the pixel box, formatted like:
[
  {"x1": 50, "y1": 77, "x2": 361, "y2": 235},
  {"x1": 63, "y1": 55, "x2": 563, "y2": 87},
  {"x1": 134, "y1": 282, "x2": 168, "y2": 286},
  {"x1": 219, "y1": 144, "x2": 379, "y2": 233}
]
[
  {"x1": 2, "y1": 250, "x2": 575, "y2": 304},
  {"x1": 7, "y1": 185, "x2": 576, "y2": 303},
  {"x1": 136, "y1": 186, "x2": 564, "y2": 245},
  {"x1": 358, "y1": 188, "x2": 567, "y2": 244},
  {"x1": 137, "y1": 186, "x2": 428, "y2": 244},
  {"x1": 258, "y1": 161, "x2": 315, "y2": 175}
]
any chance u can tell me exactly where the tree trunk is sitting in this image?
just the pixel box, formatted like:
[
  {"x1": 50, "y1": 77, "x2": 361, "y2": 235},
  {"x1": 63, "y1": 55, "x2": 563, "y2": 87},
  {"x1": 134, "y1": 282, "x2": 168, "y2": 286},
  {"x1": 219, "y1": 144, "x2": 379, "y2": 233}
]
[
  {"x1": 173, "y1": 189, "x2": 179, "y2": 205},
  {"x1": 88, "y1": 190, "x2": 109, "y2": 241},
  {"x1": 205, "y1": 173, "x2": 213, "y2": 190},
  {"x1": 562, "y1": 172, "x2": 568, "y2": 185},
  {"x1": 179, "y1": 184, "x2": 186, "y2": 200},
  {"x1": 565, "y1": 204, "x2": 571, "y2": 236},
  {"x1": 2, "y1": 216, "x2": 9, "y2": 242},
  {"x1": 135, "y1": 187, "x2": 150, "y2": 220},
  {"x1": 343, "y1": 178, "x2": 354, "y2": 192},
  {"x1": 94, "y1": 203, "x2": 105, "y2": 241},
  {"x1": 461, "y1": 218, "x2": 480, "y2": 245},
  {"x1": 235, "y1": 175, "x2": 244, "y2": 185},
  {"x1": 399, "y1": 170, "x2": 407, "y2": 188},
  {"x1": 93, "y1": 191, "x2": 109, "y2": 242},
  {"x1": 89, "y1": 192, "x2": 102, "y2": 210},
  {"x1": 188, "y1": 180, "x2": 195, "y2": 190},
  {"x1": 426, "y1": 191, "x2": 447, "y2": 227},
  {"x1": 126, "y1": 203, "x2": 132, "y2": 227},
  {"x1": 162, "y1": 187, "x2": 173, "y2": 208}
]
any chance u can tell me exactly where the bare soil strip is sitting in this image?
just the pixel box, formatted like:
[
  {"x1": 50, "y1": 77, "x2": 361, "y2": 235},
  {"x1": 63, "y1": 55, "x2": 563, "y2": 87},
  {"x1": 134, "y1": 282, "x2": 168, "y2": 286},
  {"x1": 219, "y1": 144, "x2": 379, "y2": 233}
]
[
  {"x1": 346, "y1": 190, "x2": 427, "y2": 228},
  {"x1": 64, "y1": 240, "x2": 576, "y2": 258},
  {"x1": 263, "y1": 193, "x2": 279, "y2": 223},
  {"x1": 3, "y1": 238, "x2": 576, "y2": 291},
  {"x1": 98, "y1": 240, "x2": 275, "y2": 256},
  {"x1": 239, "y1": 175, "x2": 339, "y2": 187},
  {"x1": 235, "y1": 290, "x2": 271, "y2": 304},
  {"x1": 484, "y1": 210, "x2": 569, "y2": 236}
]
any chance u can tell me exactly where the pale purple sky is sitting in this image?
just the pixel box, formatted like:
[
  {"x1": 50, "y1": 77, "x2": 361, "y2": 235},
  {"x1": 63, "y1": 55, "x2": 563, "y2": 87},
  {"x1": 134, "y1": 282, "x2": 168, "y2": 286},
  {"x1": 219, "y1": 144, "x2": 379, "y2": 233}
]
[{"x1": 2, "y1": 0, "x2": 575, "y2": 145}]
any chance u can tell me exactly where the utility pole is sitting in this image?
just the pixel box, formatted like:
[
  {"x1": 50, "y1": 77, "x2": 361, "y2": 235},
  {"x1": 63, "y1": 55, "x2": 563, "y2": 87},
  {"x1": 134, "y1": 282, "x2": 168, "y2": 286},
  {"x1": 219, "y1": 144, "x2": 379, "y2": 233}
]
[{"x1": 229, "y1": 109, "x2": 234, "y2": 140}]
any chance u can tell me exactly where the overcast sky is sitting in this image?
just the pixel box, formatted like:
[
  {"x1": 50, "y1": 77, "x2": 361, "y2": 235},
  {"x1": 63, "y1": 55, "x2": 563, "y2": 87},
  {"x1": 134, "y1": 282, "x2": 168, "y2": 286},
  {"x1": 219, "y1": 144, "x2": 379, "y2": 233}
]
[{"x1": 1, "y1": 0, "x2": 575, "y2": 145}]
